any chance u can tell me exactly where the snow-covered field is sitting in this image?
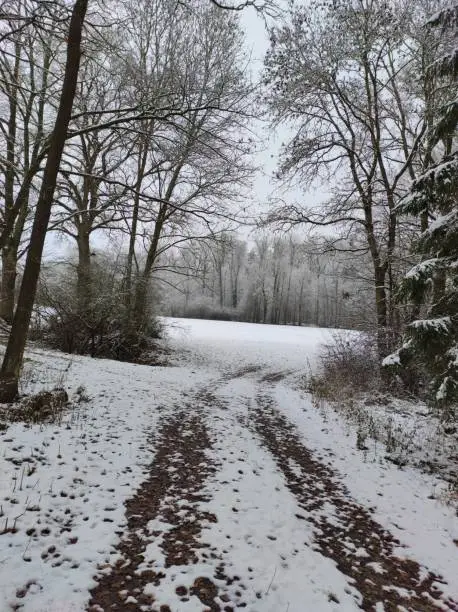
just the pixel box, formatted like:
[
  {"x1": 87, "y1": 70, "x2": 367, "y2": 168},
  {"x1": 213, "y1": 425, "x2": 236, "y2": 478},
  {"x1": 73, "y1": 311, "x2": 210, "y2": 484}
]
[
  {"x1": 0, "y1": 318, "x2": 457, "y2": 611},
  {"x1": 164, "y1": 316, "x2": 333, "y2": 371}
]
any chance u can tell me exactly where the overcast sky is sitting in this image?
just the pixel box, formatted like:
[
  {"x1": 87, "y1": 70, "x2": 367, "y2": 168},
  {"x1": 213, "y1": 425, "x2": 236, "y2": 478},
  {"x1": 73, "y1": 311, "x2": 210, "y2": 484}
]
[
  {"x1": 240, "y1": 4, "x2": 324, "y2": 224},
  {"x1": 241, "y1": 6, "x2": 285, "y2": 212}
]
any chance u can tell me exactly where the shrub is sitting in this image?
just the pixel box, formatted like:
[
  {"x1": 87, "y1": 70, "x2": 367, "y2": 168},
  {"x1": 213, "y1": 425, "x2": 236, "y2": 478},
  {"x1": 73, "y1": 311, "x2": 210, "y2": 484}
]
[
  {"x1": 308, "y1": 332, "x2": 382, "y2": 400},
  {"x1": 32, "y1": 261, "x2": 162, "y2": 363},
  {"x1": 308, "y1": 330, "x2": 424, "y2": 402}
]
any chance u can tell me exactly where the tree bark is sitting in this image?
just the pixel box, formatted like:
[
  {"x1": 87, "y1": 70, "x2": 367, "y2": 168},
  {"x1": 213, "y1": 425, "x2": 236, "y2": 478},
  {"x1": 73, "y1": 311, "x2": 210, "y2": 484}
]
[
  {"x1": 130, "y1": 206, "x2": 167, "y2": 337},
  {"x1": 374, "y1": 265, "x2": 388, "y2": 358},
  {"x1": 0, "y1": 247, "x2": 17, "y2": 324},
  {"x1": 77, "y1": 226, "x2": 91, "y2": 315},
  {"x1": 0, "y1": 0, "x2": 89, "y2": 402}
]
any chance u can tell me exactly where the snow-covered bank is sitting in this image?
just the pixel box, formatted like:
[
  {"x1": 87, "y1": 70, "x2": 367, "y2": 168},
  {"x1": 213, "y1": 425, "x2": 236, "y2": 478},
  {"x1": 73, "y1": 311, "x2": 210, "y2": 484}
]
[{"x1": 274, "y1": 383, "x2": 458, "y2": 603}]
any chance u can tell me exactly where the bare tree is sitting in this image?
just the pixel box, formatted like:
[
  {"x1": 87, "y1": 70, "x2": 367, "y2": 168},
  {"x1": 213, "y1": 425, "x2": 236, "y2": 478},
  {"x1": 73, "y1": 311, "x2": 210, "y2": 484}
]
[
  {"x1": 53, "y1": 52, "x2": 133, "y2": 314},
  {"x1": 263, "y1": 0, "x2": 447, "y2": 355},
  {"x1": 118, "y1": 2, "x2": 254, "y2": 351},
  {"x1": 0, "y1": 2, "x2": 63, "y2": 320},
  {"x1": 0, "y1": 0, "x2": 88, "y2": 401}
]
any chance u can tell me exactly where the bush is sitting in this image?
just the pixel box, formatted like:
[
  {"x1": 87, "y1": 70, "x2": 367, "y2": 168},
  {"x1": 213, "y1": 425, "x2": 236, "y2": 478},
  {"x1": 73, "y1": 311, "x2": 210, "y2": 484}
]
[
  {"x1": 308, "y1": 332, "x2": 382, "y2": 400},
  {"x1": 174, "y1": 298, "x2": 238, "y2": 321},
  {"x1": 32, "y1": 261, "x2": 162, "y2": 363},
  {"x1": 308, "y1": 330, "x2": 425, "y2": 402}
]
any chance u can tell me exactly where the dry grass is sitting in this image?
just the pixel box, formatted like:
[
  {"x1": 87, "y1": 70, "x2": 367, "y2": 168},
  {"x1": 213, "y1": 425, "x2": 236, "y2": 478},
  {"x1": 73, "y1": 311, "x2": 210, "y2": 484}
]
[
  {"x1": 306, "y1": 332, "x2": 458, "y2": 495},
  {"x1": 0, "y1": 389, "x2": 69, "y2": 426}
]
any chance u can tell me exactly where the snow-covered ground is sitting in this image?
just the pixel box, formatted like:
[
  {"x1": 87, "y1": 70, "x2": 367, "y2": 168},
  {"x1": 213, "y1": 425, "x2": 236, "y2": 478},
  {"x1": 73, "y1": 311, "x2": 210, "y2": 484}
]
[
  {"x1": 0, "y1": 344, "x2": 213, "y2": 611},
  {"x1": 0, "y1": 318, "x2": 457, "y2": 611},
  {"x1": 164, "y1": 316, "x2": 333, "y2": 371}
]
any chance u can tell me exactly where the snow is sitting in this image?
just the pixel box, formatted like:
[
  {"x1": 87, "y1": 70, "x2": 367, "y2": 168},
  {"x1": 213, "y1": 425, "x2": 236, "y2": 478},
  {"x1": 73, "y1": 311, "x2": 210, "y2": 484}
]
[
  {"x1": 425, "y1": 210, "x2": 457, "y2": 234},
  {"x1": 272, "y1": 383, "x2": 458, "y2": 601},
  {"x1": 0, "y1": 318, "x2": 457, "y2": 610},
  {"x1": 166, "y1": 319, "x2": 458, "y2": 604},
  {"x1": 381, "y1": 350, "x2": 401, "y2": 367},
  {"x1": 409, "y1": 316, "x2": 451, "y2": 333},
  {"x1": 404, "y1": 257, "x2": 440, "y2": 280},
  {"x1": 164, "y1": 316, "x2": 334, "y2": 371},
  {"x1": 0, "y1": 345, "x2": 211, "y2": 611},
  {"x1": 200, "y1": 411, "x2": 362, "y2": 611},
  {"x1": 139, "y1": 415, "x2": 362, "y2": 611}
]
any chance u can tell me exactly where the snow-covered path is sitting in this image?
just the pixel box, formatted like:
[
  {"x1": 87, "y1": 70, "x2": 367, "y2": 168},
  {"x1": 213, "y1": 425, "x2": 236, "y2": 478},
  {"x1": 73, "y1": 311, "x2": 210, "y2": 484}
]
[{"x1": 1, "y1": 318, "x2": 457, "y2": 611}]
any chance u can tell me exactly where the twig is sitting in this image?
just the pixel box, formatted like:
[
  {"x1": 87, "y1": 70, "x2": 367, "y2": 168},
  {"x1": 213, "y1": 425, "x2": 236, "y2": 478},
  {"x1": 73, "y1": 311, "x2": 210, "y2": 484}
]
[{"x1": 265, "y1": 566, "x2": 277, "y2": 595}]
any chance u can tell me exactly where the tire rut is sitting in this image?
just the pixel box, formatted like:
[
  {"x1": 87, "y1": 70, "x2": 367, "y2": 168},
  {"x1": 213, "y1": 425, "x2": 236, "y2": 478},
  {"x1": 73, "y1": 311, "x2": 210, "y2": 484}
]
[
  {"x1": 251, "y1": 393, "x2": 458, "y2": 612},
  {"x1": 87, "y1": 396, "x2": 244, "y2": 612}
]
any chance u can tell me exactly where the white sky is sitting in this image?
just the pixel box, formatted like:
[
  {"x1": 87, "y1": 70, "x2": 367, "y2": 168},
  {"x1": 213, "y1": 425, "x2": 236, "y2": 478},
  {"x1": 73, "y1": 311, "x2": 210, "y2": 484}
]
[
  {"x1": 239, "y1": 4, "x2": 324, "y2": 222},
  {"x1": 240, "y1": 6, "x2": 290, "y2": 214}
]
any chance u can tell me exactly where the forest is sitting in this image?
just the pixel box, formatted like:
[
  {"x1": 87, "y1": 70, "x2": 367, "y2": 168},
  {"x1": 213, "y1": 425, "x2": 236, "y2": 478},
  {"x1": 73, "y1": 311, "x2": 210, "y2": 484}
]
[
  {"x1": 0, "y1": 2, "x2": 457, "y2": 610},
  {"x1": 0, "y1": 0, "x2": 457, "y2": 410}
]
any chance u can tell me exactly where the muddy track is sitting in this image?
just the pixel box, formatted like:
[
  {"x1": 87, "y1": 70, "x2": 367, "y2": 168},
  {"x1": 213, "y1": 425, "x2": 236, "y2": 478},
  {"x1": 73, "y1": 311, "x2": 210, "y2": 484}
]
[
  {"x1": 86, "y1": 370, "x2": 457, "y2": 612},
  {"x1": 87, "y1": 396, "x2": 244, "y2": 612},
  {"x1": 251, "y1": 393, "x2": 458, "y2": 612}
]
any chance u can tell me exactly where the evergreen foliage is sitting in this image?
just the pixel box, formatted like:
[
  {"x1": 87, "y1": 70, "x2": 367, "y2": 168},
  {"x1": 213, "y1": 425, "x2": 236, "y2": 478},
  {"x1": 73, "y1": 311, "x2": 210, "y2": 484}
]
[{"x1": 384, "y1": 3, "x2": 458, "y2": 415}]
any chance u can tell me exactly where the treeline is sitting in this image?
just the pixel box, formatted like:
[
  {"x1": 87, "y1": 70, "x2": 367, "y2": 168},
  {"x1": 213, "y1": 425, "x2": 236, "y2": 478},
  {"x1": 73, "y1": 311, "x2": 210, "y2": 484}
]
[
  {"x1": 0, "y1": 0, "x2": 255, "y2": 398},
  {"x1": 161, "y1": 233, "x2": 374, "y2": 329}
]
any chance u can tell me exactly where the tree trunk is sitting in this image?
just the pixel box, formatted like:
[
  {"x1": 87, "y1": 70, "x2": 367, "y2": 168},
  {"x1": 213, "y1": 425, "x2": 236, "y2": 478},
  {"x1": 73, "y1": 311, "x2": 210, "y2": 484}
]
[
  {"x1": 77, "y1": 228, "x2": 91, "y2": 315},
  {"x1": 0, "y1": 184, "x2": 30, "y2": 324},
  {"x1": 0, "y1": 0, "x2": 88, "y2": 402},
  {"x1": 298, "y1": 278, "x2": 305, "y2": 325},
  {"x1": 124, "y1": 133, "x2": 150, "y2": 324},
  {"x1": 219, "y1": 264, "x2": 224, "y2": 308},
  {"x1": 232, "y1": 282, "x2": 238, "y2": 309},
  {"x1": 374, "y1": 265, "x2": 388, "y2": 358},
  {"x1": 0, "y1": 247, "x2": 17, "y2": 324},
  {"x1": 126, "y1": 206, "x2": 167, "y2": 351}
]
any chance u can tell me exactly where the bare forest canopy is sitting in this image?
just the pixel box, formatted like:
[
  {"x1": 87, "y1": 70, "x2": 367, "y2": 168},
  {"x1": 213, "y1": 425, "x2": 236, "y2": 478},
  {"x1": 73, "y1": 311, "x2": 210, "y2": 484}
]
[{"x1": 0, "y1": 0, "x2": 457, "y2": 407}]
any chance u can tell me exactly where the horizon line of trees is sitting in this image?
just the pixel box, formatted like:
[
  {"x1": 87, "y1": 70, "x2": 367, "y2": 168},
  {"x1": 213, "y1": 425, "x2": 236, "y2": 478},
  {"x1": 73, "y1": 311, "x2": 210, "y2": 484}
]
[
  {"x1": 0, "y1": 0, "x2": 456, "y2": 413},
  {"x1": 158, "y1": 231, "x2": 375, "y2": 330}
]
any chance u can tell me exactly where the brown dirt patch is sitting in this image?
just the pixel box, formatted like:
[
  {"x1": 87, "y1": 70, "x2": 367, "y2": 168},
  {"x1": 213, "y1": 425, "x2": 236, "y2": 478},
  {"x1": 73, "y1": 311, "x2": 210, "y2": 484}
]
[
  {"x1": 259, "y1": 370, "x2": 291, "y2": 383},
  {"x1": 223, "y1": 365, "x2": 263, "y2": 380}
]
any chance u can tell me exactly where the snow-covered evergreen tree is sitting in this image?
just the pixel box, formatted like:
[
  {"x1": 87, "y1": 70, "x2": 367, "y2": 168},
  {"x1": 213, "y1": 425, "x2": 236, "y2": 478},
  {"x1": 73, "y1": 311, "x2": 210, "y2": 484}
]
[{"x1": 384, "y1": 3, "x2": 458, "y2": 415}]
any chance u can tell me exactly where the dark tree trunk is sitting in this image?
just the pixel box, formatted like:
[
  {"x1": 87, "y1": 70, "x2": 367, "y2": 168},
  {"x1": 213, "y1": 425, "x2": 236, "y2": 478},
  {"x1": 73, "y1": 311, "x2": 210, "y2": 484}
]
[
  {"x1": 232, "y1": 284, "x2": 238, "y2": 309},
  {"x1": 0, "y1": 180, "x2": 30, "y2": 324},
  {"x1": 0, "y1": 247, "x2": 17, "y2": 324},
  {"x1": 77, "y1": 228, "x2": 92, "y2": 315},
  {"x1": 219, "y1": 266, "x2": 224, "y2": 308},
  {"x1": 374, "y1": 265, "x2": 388, "y2": 358},
  {"x1": 0, "y1": 0, "x2": 89, "y2": 402},
  {"x1": 124, "y1": 206, "x2": 167, "y2": 355},
  {"x1": 124, "y1": 134, "x2": 149, "y2": 326}
]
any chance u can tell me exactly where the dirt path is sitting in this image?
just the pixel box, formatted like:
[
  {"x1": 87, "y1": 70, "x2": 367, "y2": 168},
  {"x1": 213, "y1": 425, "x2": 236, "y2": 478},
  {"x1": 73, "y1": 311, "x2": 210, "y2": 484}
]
[
  {"x1": 88, "y1": 392, "x2": 247, "y2": 612},
  {"x1": 251, "y1": 392, "x2": 457, "y2": 612},
  {"x1": 88, "y1": 372, "x2": 458, "y2": 612}
]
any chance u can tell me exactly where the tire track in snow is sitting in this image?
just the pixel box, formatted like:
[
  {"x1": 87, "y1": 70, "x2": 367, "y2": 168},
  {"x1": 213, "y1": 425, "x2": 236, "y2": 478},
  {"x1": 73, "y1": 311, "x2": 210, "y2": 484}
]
[
  {"x1": 250, "y1": 391, "x2": 458, "y2": 612},
  {"x1": 87, "y1": 391, "x2": 248, "y2": 612}
]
